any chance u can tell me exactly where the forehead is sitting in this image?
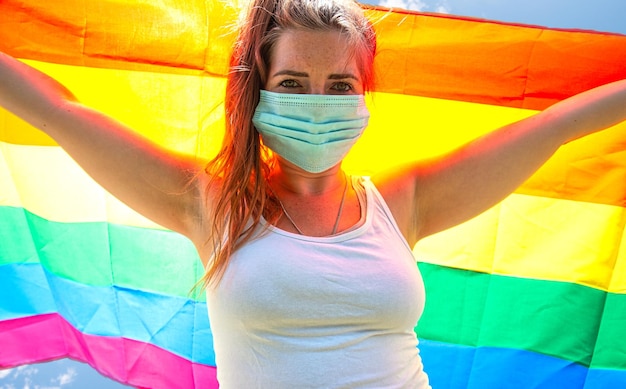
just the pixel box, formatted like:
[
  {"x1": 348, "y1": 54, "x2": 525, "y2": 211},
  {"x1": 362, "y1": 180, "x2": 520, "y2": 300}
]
[{"x1": 268, "y1": 29, "x2": 361, "y2": 76}]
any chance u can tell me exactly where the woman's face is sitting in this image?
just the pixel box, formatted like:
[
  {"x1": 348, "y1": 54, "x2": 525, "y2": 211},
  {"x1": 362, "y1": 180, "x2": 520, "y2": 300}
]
[{"x1": 264, "y1": 29, "x2": 365, "y2": 95}]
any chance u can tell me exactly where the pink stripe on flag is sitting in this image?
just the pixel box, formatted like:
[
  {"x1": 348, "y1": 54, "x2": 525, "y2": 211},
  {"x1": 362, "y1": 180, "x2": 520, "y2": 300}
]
[{"x1": 0, "y1": 314, "x2": 218, "y2": 388}]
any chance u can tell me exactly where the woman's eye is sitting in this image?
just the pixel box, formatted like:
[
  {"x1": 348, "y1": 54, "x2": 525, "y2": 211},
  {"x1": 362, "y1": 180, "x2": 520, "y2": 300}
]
[
  {"x1": 279, "y1": 79, "x2": 300, "y2": 88},
  {"x1": 331, "y1": 82, "x2": 353, "y2": 92}
]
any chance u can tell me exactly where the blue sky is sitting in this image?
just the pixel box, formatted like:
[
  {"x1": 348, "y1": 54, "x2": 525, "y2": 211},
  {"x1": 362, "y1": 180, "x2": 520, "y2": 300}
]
[
  {"x1": 366, "y1": 0, "x2": 626, "y2": 34},
  {"x1": 0, "y1": 360, "x2": 131, "y2": 389},
  {"x1": 1, "y1": 1, "x2": 624, "y2": 388}
]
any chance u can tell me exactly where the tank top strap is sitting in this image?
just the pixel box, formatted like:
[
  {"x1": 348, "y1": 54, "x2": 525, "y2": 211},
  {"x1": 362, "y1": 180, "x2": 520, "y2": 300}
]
[{"x1": 358, "y1": 176, "x2": 414, "y2": 253}]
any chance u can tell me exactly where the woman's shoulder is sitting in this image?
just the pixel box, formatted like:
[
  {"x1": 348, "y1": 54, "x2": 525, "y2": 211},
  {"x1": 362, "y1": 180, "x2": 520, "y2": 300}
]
[{"x1": 370, "y1": 168, "x2": 420, "y2": 246}]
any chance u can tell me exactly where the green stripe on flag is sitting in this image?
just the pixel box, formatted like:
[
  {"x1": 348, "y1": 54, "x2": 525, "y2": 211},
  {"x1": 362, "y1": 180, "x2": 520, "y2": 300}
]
[
  {"x1": 0, "y1": 206, "x2": 204, "y2": 300},
  {"x1": 417, "y1": 262, "x2": 613, "y2": 367}
]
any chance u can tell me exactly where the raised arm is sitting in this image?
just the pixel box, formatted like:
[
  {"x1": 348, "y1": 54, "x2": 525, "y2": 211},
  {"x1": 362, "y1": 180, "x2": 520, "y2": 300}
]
[
  {"x1": 0, "y1": 51, "x2": 209, "y2": 238},
  {"x1": 376, "y1": 79, "x2": 626, "y2": 246}
]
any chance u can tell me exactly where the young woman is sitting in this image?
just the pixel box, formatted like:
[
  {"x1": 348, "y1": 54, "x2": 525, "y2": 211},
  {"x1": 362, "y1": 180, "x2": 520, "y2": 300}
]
[{"x1": 1, "y1": 0, "x2": 625, "y2": 387}]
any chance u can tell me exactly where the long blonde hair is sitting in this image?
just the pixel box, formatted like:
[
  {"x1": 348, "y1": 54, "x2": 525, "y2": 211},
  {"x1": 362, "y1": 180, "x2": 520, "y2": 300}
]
[{"x1": 201, "y1": 0, "x2": 376, "y2": 287}]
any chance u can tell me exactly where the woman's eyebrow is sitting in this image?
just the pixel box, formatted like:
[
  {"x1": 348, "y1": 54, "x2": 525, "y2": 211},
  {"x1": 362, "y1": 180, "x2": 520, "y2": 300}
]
[
  {"x1": 271, "y1": 70, "x2": 359, "y2": 81},
  {"x1": 271, "y1": 69, "x2": 309, "y2": 78},
  {"x1": 328, "y1": 73, "x2": 359, "y2": 81}
]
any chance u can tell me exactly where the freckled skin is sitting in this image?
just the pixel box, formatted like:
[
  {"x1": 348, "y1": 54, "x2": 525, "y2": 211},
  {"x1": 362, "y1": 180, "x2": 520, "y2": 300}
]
[
  {"x1": 265, "y1": 29, "x2": 364, "y2": 96},
  {"x1": 259, "y1": 29, "x2": 367, "y2": 237}
]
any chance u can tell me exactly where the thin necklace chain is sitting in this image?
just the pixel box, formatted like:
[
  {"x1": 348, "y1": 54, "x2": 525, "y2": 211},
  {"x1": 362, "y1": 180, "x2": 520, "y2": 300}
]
[{"x1": 272, "y1": 172, "x2": 349, "y2": 236}]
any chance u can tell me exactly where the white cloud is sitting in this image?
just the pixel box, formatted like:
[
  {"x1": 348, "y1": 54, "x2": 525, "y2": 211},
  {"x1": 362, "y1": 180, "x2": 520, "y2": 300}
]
[
  {"x1": 434, "y1": 2, "x2": 451, "y2": 14},
  {"x1": 15, "y1": 366, "x2": 38, "y2": 377},
  {"x1": 378, "y1": 0, "x2": 427, "y2": 11},
  {"x1": 0, "y1": 365, "x2": 64, "y2": 389},
  {"x1": 0, "y1": 366, "x2": 38, "y2": 384},
  {"x1": 0, "y1": 370, "x2": 13, "y2": 379},
  {"x1": 53, "y1": 368, "x2": 76, "y2": 386},
  {"x1": 377, "y1": 0, "x2": 451, "y2": 13}
]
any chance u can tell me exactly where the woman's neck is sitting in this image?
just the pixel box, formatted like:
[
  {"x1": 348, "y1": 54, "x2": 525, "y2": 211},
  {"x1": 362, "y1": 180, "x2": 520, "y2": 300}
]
[{"x1": 269, "y1": 160, "x2": 345, "y2": 196}]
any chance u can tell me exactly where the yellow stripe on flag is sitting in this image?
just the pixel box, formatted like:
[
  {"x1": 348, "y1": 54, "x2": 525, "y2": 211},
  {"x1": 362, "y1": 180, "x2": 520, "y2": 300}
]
[
  {"x1": 0, "y1": 60, "x2": 226, "y2": 157},
  {"x1": 3, "y1": 137, "x2": 625, "y2": 292},
  {"x1": 0, "y1": 142, "x2": 161, "y2": 229},
  {"x1": 415, "y1": 194, "x2": 626, "y2": 293},
  {"x1": 613, "y1": 230, "x2": 626, "y2": 293}
]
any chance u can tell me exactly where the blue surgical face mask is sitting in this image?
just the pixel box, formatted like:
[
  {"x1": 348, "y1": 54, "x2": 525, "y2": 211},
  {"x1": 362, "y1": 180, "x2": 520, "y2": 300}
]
[{"x1": 252, "y1": 90, "x2": 370, "y2": 173}]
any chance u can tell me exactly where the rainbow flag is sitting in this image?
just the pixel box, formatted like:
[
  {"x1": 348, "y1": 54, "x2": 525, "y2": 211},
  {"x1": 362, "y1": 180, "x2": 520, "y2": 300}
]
[{"x1": 1, "y1": 1, "x2": 625, "y2": 388}]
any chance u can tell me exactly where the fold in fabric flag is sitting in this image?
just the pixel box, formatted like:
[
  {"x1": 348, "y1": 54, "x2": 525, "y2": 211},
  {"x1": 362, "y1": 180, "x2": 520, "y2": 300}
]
[{"x1": 1, "y1": 1, "x2": 626, "y2": 388}]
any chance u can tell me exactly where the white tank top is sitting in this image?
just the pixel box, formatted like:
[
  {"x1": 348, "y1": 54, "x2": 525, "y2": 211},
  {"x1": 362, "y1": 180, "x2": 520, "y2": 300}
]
[{"x1": 206, "y1": 177, "x2": 430, "y2": 388}]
